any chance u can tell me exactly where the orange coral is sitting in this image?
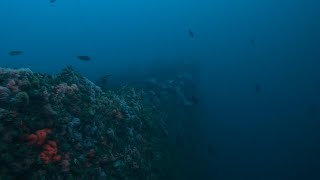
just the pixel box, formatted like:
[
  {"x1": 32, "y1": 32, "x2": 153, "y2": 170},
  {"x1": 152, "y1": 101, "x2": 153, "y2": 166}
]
[
  {"x1": 39, "y1": 140, "x2": 61, "y2": 164},
  {"x1": 26, "y1": 128, "x2": 52, "y2": 146}
]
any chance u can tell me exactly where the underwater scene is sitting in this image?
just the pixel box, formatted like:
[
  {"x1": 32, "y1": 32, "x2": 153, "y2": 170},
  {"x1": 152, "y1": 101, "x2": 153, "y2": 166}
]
[{"x1": 0, "y1": 0, "x2": 320, "y2": 180}]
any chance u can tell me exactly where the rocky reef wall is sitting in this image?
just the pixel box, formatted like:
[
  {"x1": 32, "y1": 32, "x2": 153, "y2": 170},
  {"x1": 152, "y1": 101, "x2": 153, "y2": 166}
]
[{"x1": 0, "y1": 66, "x2": 169, "y2": 179}]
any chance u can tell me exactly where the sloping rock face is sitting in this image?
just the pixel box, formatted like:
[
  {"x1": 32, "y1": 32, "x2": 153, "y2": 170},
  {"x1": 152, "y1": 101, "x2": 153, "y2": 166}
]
[{"x1": 0, "y1": 66, "x2": 169, "y2": 179}]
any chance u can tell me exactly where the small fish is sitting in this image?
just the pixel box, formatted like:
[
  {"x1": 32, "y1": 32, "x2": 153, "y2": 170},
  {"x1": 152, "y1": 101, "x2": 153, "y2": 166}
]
[
  {"x1": 191, "y1": 95, "x2": 199, "y2": 105},
  {"x1": 250, "y1": 39, "x2": 255, "y2": 48},
  {"x1": 8, "y1": 51, "x2": 23, "y2": 56},
  {"x1": 97, "y1": 74, "x2": 112, "y2": 90},
  {"x1": 187, "y1": 28, "x2": 195, "y2": 39},
  {"x1": 49, "y1": 0, "x2": 56, "y2": 3},
  {"x1": 77, "y1": 56, "x2": 91, "y2": 61},
  {"x1": 254, "y1": 82, "x2": 262, "y2": 93}
]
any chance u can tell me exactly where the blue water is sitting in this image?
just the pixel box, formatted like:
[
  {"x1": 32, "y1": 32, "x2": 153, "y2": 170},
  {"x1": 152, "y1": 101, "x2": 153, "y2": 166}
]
[{"x1": 1, "y1": 0, "x2": 320, "y2": 179}]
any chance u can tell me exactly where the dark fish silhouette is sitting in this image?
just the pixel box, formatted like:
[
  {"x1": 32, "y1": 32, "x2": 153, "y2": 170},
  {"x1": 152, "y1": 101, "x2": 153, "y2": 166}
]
[
  {"x1": 8, "y1": 51, "x2": 23, "y2": 56},
  {"x1": 77, "y1": 56, "x2": 91, "y2": 61},
  {"x1": 96, "y1": 74, "x2": 112, "y2": 90},
  {"x1": 49, "y1": 0, "x2": 56, "y2": 3},
  {"x1": 250, "y1": 39, "x2": 255, "y2": 48},
  {"x1": 187, "y1": 28, "x2": 195, "y2": 39},
  {"x1": 191, "y1": 95, "x2": 199, "y2": 105},
  {"x1": 254, "y1": 82, "x2": 262, "y2": 93}
]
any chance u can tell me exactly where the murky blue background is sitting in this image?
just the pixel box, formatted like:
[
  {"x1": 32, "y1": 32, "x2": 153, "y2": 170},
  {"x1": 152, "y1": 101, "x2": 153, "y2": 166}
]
[{"x1": 1, "y1": 0, "x2": 320, "y2": 179}]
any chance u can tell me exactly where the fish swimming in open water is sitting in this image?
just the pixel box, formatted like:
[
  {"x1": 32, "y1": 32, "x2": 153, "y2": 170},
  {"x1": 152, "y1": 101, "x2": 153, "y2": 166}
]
[
  {"x1": 96, "y1": 74, "x2": 112, "y2": 90},
  {"x1": 254, "y1": 82, "x2": 262, "y2": 93},
  {"x1": 191, "y1": 95, "x2": 199, "y2": 105},
  {"x1": 77, "y1": 56, "x2": 91, "y2": 61},
  {"x1": 8, "y1": 51, "x2": 23, "y2": 56},
  {"x1": 49, "y1": 0, "x2": 56, "y2": 3},
  {"x1": 187, "y1": 28, "x2": 195, "y2": 39},
  {"x1": 250, "y1": 39, "x2": 255, "y2": 48}
]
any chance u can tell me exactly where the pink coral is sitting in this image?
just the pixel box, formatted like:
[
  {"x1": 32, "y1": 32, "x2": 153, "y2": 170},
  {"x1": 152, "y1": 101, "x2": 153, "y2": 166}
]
[
  {"x1": 0, "y1": 86, "x2": 11, "y2": 101},
  {"x1": 6, "y1": 79, "x2": 19, "y2": 93},
  {"x1": 55, "y1": 83, "x2": 78, "y2": 95},
  {"x1": 61, "y1": 154, "x2": 70, "y2": 172},
  {"x1": 87, "y1": 149, "x2": 95, "y2": 158},
  {"x1": 53, "y1": 83, "x2": 79, "y2": 103}
]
